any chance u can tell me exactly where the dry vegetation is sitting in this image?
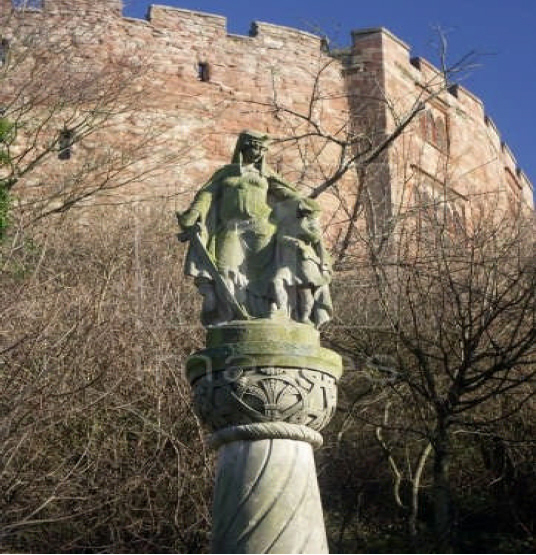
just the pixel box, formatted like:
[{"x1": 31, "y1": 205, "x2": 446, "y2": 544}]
[
  {"x1": 321, "y1": 203, "x2": 536, "y2": 552},
  {"x1": 1, "y1": 199, "x2": 534, "y2": 554},
  {"x1": 1, "y1": 207, "x2": 213, "y2": 553}
]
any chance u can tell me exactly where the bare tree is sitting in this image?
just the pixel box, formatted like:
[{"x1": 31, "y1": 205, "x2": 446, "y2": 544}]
[
  {"x1": 0, "y1": 206, "x2": 213, "y2": 552},
  {"x1": 0, "y1": 8, "x2": 192, "y2": 230},
  {"x1": 0, "y1": 9, "x2": 220, "y2": 551},
  {"x1": 330, "y1": 195, "x2": 536, "y2": 549},
  {"x1": 248, "y1": 28, "x2": 534, "y2": 550},
  {"x1": 243, "y1": 28, "x2": 480, "y2": 248}
]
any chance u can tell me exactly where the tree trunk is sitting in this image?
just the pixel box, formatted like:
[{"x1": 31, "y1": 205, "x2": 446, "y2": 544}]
[{"x1": 433, "y1": 425, "x2": 453, "y2": 552}]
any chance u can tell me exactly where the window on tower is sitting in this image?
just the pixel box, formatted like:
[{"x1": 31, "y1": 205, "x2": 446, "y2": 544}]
[
  {"x1": 197, "y1": 62, "x2": 210, "y2": 82},
  {"x1": 58, "y1": 128, "x2": 75, "y2": 161},
  {"x1": 0, "y1": 39, "x2": 9, "y2": 67},
  {"x1": 419, "y1": 107, "x2": 448, "y2": 152}
]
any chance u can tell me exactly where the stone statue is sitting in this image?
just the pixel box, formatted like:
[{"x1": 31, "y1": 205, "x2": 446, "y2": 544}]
[{"x1": 177, "y1": 129, "x2": 333, "y2": 328}]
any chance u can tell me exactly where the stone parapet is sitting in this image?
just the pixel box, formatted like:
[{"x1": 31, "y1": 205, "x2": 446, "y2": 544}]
[{"x1": 2, "y1": 0, "x2": 122, "y2": 16}]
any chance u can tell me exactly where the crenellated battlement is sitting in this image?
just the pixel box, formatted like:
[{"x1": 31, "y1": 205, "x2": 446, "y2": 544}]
[
  {"x1": 145, "y1": 4, "x2": 226, "y2": 35},
  {"x1": 0, "y1": 0, "x2": 122, "y2": 16},
  {"x1": 2, "y1": 0, "x2": 324, "y2": 51},
  {"x1": 348, "y1": 26, "x2": 531, "y2": 195},
  {"x1": 352, "y1": 27, "x2": 489, "y2": 119},
  {"x1": 124, "y1": 4, "x2": 323, "y2": 53},
  {"x1": 250, "y1": 21, "x2": 321, "y2": 48}
]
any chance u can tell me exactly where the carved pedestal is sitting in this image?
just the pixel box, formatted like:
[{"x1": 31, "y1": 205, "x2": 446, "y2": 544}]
[{"x1": 186, "y1": 319, "x2": 342, "y2": 554}]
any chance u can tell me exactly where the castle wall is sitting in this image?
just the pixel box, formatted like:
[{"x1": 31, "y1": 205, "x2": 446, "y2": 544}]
[
  {"x1": 1, "y1": 0, "x2": 350, "y2": 229},
  {"x1": 1, "y1": 0, "x2": 532, "y2": 231},
  {"x1": 348, "y1": 27, "x2": 533, "y2": 223},
  {"x1": 119, "y1": 5, "x2": 348, "y2": 174}
]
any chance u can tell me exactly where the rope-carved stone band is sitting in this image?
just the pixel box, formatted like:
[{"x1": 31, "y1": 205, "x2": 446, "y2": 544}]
[{"x1": 209, "y1": 422, "x2": 324, "y2": 450}]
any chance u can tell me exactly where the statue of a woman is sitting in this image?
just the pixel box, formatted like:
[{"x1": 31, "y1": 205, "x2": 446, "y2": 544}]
[{"x1": 177, "y1": 130, "x2": 301, "y2": 325}]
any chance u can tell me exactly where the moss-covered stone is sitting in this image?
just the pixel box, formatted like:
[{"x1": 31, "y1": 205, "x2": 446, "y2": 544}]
[{"x1": 186, "y1": 318, "x2": 343, "y2": 384}]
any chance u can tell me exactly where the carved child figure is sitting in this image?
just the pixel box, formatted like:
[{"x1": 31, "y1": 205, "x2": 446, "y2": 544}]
[{"x1": 270, "y1": 197, "x2": 333, "y2": 328}]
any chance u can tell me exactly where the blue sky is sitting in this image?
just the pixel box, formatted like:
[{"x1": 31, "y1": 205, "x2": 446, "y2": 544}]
[{"x1": 122, "y1": 0, "x2": 536, "y2": 185}]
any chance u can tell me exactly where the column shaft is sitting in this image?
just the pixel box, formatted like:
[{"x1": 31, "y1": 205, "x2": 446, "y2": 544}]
[{"x1": 212, "y1": 438, "x2": 328, "y2": 554}]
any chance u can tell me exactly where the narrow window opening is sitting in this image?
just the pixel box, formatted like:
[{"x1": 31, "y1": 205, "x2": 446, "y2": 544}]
[
  {"x1": 419, "y1": 108, "x2": 448, "y2": 151},
  {"x1": 197, "y1": 62, "x2": 210, "y2": 82},
  {"x1": 58, "y1": 128, "x2": 74, "y2": 160},
  {"x1": 0, "y1": 39, "x2": 9, "y2": 67},
  {"x1": 12, "y1": 0, "x2": 44, "y2": 9}
]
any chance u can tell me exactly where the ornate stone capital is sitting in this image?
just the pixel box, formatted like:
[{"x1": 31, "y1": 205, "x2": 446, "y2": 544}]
[{"x1": 186, "y1": 320, "x2": 342, "y2": 446}]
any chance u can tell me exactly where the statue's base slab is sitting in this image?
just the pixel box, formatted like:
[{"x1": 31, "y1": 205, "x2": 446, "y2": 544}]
[{"x1": 186, "y1": 319, "x2": 342, "y2": 384}]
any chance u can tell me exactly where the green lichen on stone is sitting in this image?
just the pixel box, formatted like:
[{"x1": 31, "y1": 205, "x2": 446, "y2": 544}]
[{"x1": 186, "y1": 319, "x2": 343, "y2": 384}]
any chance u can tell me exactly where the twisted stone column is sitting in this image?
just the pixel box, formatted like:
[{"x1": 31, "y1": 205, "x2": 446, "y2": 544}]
[{"x1": 186, "y1": 320, "x2": 342, "y2": 554}]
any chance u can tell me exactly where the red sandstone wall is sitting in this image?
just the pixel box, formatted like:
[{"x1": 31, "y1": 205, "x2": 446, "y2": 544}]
[
  {"x1": 347, "y1": 27, "x2": 533, "y2": 226},
  {"x1": 1, "y1": 0, "x2": 532, "y2": 229},
  {"x1": 2, "y1": 0, "x2": 351, "y2": 228}
]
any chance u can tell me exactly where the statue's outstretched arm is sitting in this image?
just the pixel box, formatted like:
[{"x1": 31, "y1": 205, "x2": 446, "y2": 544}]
[{"x1": 177, "y1": 168, "x2": 226, "y2": 229}]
